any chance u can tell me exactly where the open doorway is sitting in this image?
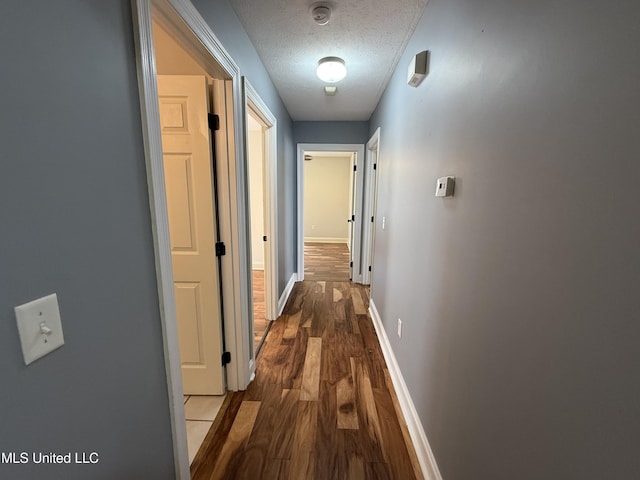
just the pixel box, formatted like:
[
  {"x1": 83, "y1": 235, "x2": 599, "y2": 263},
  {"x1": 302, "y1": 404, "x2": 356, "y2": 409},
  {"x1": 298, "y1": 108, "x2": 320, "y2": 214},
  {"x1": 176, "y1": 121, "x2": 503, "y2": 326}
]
[
  {"x1": 303, "y1": 151, "x2": 354, "y2": 281},
  {"x1": 133, "y1": 0, "x2": 257, "y2": 476},
  {"x1": 297, "y1": 143, "x2": 366, "y2": 283},
  {"x1": 152, "y1": 18, "x2": 227, "y2": 465},
  {"x1": 243, "y1": 79, "x2": 279, "y2": 356},
  {"x1": 246, "y1": 113, "x2": 268, "y2": 351}
]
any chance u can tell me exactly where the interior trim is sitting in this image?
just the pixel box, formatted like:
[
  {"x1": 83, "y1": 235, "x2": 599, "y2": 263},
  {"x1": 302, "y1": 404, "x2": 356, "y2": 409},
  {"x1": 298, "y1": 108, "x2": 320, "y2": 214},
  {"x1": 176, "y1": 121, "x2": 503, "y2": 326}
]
[
  {"x1": 132, "y1": 0, "x2": 254, "y2": 476},
  {"x1": 278, "y1": 273, "x2": 298, "y2": 316},
  {"x1": 296, "y1": 143, "x2": 366, "y2": 283},
  {"x1": 369, "y1": 299, "x2": 443, "y2": 480},
  {"x1": 243, "y1": 78, "x2": 279, "y2": 322},
  {"x1": 362, "y1": 127, "x2": 381, "y2": 285}
]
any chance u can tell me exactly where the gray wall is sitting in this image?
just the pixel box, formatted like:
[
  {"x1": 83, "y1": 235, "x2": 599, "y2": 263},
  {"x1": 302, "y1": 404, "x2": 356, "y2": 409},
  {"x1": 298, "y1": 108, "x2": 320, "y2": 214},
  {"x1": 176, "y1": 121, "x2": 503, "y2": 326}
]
[
  {"x1": 192, "y1": 0, "x2": 296, "y2": 294},
  {"x1": 369, "y1": 0, "x2": 640, "y2": 479},
  {"x1": 293, "y1": 121, "x2": 369, "y2": 145},
  {"x1": 0, "y1": 1, "x2": 174, "y2": 478}
]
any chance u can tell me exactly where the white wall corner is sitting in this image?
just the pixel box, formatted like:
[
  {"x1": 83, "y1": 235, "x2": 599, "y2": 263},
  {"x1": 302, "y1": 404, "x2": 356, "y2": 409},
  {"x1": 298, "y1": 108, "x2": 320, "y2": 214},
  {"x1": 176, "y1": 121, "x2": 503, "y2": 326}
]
[
  {"x1": 369, "y1": 299, "x2": 443, "y2": 480},
  {"x1": 277, "y1": 273, "x2": 298, "y2": 316}
]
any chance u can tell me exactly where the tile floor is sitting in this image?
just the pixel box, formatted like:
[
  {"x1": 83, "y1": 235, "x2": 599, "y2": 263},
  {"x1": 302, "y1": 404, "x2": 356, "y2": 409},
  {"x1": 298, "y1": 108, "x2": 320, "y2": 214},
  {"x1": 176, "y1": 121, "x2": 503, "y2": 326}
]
[{"x1": 183, "y1": 394, "x2": 226, "y2": 464}]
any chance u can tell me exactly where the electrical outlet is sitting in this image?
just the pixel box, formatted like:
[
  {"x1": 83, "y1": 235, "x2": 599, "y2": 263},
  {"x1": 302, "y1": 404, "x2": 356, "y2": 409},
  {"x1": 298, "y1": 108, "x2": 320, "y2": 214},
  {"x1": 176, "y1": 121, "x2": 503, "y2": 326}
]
[{"x1": 397, "y1": 318, "x2": 402, "y2": 338}]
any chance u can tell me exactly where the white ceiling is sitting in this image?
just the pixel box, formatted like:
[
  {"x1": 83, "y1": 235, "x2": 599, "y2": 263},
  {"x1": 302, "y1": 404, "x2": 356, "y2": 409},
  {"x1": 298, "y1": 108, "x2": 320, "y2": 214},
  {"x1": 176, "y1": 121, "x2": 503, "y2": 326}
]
[{"x1": 229, "y1": 0, "x2": 429, "y2": 121}]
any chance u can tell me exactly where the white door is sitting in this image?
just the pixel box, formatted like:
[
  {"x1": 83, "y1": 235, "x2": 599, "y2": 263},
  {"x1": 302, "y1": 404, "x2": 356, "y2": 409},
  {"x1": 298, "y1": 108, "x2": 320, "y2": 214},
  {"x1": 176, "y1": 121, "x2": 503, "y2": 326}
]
[
  {"x1": 363, "y1": 130, "x2": 381, "y2": 285},
  {"x1": 158, "y1": 75, "x2": 225, "y2": 395},
  {"x1": 348, "y1": 152, "x2": 360, "y2": 282}
]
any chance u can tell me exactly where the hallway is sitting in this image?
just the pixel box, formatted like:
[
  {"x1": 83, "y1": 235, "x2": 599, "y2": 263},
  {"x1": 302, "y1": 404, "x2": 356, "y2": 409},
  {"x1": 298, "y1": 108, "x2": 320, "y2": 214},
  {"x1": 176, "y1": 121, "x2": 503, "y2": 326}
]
[
  {"x1": 190, "y1": 281, "x2": 422, "y2": 479},
  {"x1": 304, "y1": 242, "x2": 351, "y2": 282}
]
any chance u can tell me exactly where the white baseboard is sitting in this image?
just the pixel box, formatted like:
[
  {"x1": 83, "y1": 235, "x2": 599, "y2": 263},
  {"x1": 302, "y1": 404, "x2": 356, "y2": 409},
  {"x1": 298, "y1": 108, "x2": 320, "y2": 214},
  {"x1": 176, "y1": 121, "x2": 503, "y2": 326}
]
[
  {"x1": 251, "y1": 264, "x2": 264, "y2": 271},
  {"x1": 369, "y1": 299, "x2": 443, "y2": 480},
  {"x1": 303, "y1": 237, "x2": 348, "y2": 244},
  {"x1": 277, "y1": 273, "x2": 297, "y2": 316}
]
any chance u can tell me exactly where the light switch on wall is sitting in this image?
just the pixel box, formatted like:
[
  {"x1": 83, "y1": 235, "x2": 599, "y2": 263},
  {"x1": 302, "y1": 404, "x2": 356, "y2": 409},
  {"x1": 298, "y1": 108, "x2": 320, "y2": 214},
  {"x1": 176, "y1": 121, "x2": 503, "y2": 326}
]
[{"x1": 15, "y1": 294, "x2": 65, "y2": 365}]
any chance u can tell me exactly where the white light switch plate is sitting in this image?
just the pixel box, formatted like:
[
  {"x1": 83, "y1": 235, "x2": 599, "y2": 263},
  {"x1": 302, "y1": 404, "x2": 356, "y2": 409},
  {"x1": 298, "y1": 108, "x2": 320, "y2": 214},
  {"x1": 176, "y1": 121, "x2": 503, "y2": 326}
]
[{"x1": 15, "y1": 294, "x2": 65, "y2": 365}]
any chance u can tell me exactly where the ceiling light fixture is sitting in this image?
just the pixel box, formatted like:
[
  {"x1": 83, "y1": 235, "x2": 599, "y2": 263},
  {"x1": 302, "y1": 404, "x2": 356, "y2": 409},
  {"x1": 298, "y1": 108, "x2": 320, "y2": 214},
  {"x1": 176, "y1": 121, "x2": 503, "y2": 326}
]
[{"x1": 316, "y1": 57, "x2": 347, "y2": 83}]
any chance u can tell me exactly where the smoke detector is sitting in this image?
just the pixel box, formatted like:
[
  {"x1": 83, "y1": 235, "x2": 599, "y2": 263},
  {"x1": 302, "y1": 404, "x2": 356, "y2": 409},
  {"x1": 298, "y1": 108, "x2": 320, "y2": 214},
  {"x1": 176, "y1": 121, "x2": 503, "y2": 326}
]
[{"x1": 311, "y1": 3, "x2": 331, "y2": 25}]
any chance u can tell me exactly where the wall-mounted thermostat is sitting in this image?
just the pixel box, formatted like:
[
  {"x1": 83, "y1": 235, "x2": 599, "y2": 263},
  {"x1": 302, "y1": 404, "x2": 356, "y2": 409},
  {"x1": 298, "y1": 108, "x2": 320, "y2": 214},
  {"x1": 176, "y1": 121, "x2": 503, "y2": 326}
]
[
  {"x1": 407, "y1": 50, "x2": 429, "y2": 87},
  {"x1": 435, "y1": 176, "x2": 455, "y2": 197}
]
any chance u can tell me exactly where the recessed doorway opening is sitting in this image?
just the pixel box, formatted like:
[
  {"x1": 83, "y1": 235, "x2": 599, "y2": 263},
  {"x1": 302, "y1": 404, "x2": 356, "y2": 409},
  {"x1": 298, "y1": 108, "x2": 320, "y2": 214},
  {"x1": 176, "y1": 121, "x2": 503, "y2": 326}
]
[{"x1": 297, "y1": 143, "x2": 366, "y2": 284}]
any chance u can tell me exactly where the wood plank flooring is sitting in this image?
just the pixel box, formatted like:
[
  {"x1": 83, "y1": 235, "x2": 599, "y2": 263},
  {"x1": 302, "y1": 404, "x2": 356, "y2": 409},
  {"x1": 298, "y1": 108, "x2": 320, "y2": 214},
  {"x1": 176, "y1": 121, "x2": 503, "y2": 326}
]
[
  {"x1": 304, "y1": 242, "x2": 350, "y2": 281},
  {"x1": 191, "y1": 281, "x2": 423, "y2": 480},
  {"x1": 253, "y1": 269, "x2": 269, "y2": 352}
]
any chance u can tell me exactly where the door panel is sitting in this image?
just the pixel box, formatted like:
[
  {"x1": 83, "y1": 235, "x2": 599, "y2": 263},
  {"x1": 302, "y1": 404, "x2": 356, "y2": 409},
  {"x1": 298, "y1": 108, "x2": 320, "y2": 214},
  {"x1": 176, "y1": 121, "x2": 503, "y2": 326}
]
[
  {"x1": 174, "y1": 283, "x2": 203, "y2": 364},
  {"x1": 349, "y1": 153, "x2": 358, "y2": 281},
  {"x1": 164, "y1": 154, "x2": 197, "y2": 249},
  {"x1": 158, "y1": 75, "x2": 225, "y2": 395}
]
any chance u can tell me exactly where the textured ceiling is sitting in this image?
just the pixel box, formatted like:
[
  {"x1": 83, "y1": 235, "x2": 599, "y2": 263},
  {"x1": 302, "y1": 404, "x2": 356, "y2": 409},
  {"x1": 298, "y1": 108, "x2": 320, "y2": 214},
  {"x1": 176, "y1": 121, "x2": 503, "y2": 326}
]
[{"x1": 229, "y1": 0, "x2": 428, "y2": 121}]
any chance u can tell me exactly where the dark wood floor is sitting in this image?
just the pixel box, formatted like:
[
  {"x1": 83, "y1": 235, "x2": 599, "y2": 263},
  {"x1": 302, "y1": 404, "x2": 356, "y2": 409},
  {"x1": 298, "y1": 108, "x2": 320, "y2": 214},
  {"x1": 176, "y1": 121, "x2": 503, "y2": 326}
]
[
  {"x1": 191, "y1": 281, "x2": 423, "y2": 480},
  {"x1": 304, "y1": 242, "x2": 351, "y2": 282},
  {"x1": 255, "y1": 241, "x2": 350, "y2": 353}
]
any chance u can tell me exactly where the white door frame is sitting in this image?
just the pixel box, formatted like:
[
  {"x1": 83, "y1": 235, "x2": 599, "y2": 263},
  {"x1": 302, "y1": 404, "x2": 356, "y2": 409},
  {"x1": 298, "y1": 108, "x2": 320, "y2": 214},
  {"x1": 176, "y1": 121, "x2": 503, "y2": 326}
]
[
  {"x1": 362, "y1": 128, "x2": 381, "y2": 285},
  {"x1": 132, "y1": 1, "x2": 254, "y2": 477},
  {"x1": 297, "y1": 143, "x2": 365, "y2": 283},
  {"x1": 243, "y1": 78, "x2": 279, "y2": 326}
]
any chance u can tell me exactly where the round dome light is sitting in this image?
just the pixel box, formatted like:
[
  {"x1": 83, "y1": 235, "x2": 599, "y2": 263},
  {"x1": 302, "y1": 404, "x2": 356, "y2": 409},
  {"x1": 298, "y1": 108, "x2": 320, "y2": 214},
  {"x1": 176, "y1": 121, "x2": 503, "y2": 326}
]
[{"x1": 316, "y1": 57, "x2": 347, "y2": 83}]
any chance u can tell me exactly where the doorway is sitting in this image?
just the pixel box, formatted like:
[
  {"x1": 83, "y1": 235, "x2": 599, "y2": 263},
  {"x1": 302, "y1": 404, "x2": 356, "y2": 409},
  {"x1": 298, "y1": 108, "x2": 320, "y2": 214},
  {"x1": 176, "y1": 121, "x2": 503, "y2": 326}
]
[
  {"x1": 247, "y1": 112, "x2": 268, "y2": 352},
  {"x1": 243, "y1": 79, "x2": 279, "y2": 355},
  {"x1": 297, "y1": 143, "x2": 366, "y2": 283},
  {"x1": 133, "y1": 0, "x2": 256, "y2": 477},
  {"x1": 303, "y1": 151, "x2": 354, "y2": 281},
  {"x1": 153, "y1": 19, "x2": 229, "y2": 465},
  {"x1": 362, "y1": 128, "x2": 381, "y2": 286}
]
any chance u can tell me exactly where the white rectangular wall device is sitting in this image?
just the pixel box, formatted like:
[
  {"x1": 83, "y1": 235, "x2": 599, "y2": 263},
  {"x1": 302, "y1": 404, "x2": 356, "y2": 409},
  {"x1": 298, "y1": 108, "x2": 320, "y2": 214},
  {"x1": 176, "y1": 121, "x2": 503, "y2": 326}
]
[
  {"x1": 15, "y1": 293, "x2": 65, "y2": 365},
  {"x1": 435, "y1": 176, "x2": 455, "y2": 197},
  {"x1": 407, "y1": 50, "x2": 429, "y2": 87}
]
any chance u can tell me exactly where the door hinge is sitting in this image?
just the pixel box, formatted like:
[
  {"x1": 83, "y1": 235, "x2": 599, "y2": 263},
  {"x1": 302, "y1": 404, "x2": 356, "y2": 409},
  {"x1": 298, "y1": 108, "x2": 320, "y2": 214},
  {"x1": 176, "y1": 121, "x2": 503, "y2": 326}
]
[
  {"x1": 350, "y1": 261, "x2": 353, "y2": 268},
  {"x1": 208, "y1": 113, "x2": 220, "y2": 131},
  {"x1": 263, "y1": 235, "x2": 267, "y2": 242},
  {"x1": 222, "y1": 351, "x2": 231, "y2": 365},
  {"x1": 371, "y1": 216, "x2": 374, "y2": 223},
  {"x1": 353, "y1": 165, "x2": 357, "y2": 172},
  {"x1": 351, "y1": 214, "x2": 355, "y2": 222},
  {"x1": 373, "y1": 163, "x2": 377, "y2": 170},
  {"x1": 215, "y1": 241, "x2": 226, "y2": 256},
  {"x1": 368, "y1": 266, "x2": 372, "y2": 272}
]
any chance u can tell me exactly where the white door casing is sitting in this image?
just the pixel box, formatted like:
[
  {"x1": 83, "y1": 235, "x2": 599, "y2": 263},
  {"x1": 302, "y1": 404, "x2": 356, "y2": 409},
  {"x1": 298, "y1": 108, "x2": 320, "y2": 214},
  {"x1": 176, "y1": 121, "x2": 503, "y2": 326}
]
[
  {"x1": 362, "y1": 128, "x2": 381, "y2": 285},
  {"x1": 348, "y1": 152, "x2": 357, "y2": 280},
  {"x1": 158, "y1": 75, "x2": 225, "y2": 395},
  {"x1": 243, "y1": 79, "x2": 279, "y2": 322},
  {"x1": 297, "y1": 143, "x2": 365, "y2": 283},
  {"x1": 132, "y1": 0, "x2": 255, "y2": 477}
]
